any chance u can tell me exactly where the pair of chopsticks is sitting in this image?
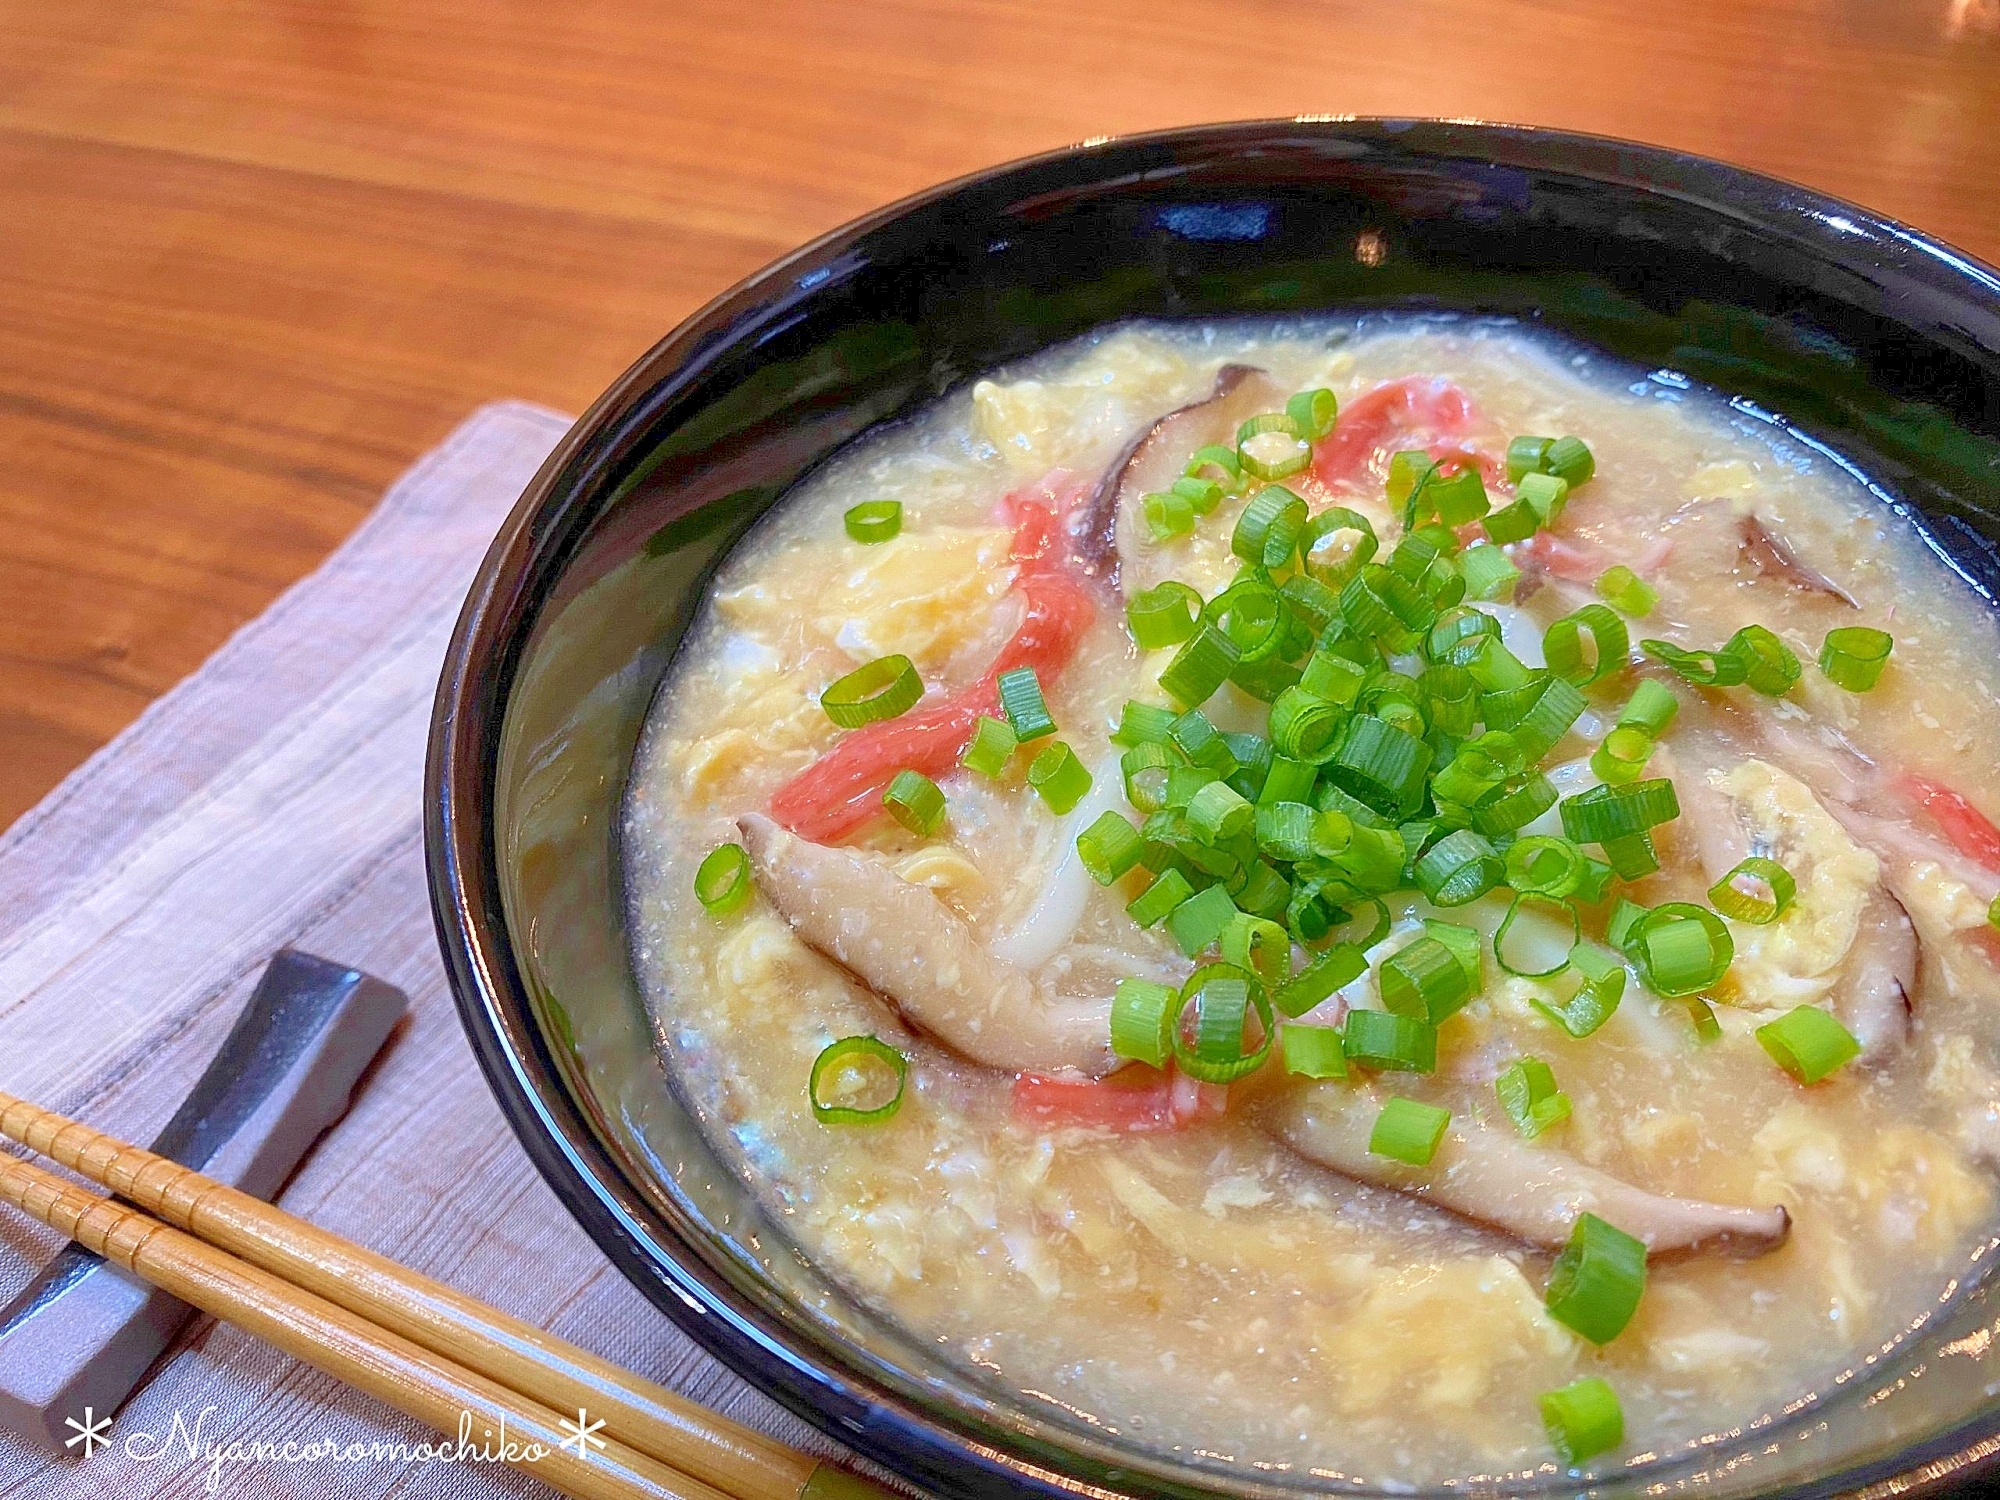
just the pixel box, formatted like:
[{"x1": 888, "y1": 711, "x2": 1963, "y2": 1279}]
[{"x1": 0, "y1": 1090, "x2": 892, "y2": 1500}]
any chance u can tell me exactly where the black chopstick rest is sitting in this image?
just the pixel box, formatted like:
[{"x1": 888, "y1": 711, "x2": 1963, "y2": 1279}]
[{"x1": 0, "y1": 949, "x2": 406, "y2": 1453}]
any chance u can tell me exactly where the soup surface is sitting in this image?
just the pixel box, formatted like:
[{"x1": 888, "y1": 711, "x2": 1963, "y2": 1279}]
[{"x1": 623, "y1": 317, "x2": 2000, "y2": 1485}]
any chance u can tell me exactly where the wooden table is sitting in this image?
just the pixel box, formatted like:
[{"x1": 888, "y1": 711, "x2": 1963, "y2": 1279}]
[{"x1": 2, "y1": 0, "x2": 1996, "y2": 829}]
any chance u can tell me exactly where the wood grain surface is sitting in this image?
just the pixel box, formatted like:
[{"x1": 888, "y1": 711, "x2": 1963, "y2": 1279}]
[{"x1": 2, "y1": 0, "x2": 1996, "y2": 829}]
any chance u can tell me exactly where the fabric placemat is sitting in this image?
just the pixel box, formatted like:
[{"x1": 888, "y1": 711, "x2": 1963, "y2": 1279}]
[{"x1": 0, "y1": 401, "x2": 851, "y2": 1498}]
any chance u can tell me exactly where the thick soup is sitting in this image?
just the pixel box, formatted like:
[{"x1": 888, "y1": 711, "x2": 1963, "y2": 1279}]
[{"x1": 623, "y1": 317, "x2": 2000, "y2": 1484}]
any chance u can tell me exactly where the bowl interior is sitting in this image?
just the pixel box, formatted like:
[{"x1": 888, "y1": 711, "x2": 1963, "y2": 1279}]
[{"x1": 436, "y1": 119, "x2": 2000, "y2": 1500}]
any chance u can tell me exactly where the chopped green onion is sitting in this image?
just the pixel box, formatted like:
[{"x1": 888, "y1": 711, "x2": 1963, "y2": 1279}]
[
  {"x1": 1632, "y1": 902, "x2": 1734, "y2": 996},
  {"x1": 1542, "y1": 435, "x2": 1594, "y2": 487},
  {"x1": 1236, "y1": 412, "x2": 1312, "y2": 481},
  {"x1": 1414, "y1": 828, "x2": 1504, "y2": 907},
  {"x1": 1185, "y1": 443, "x2": 1244, "y2": 489},
  {"x1": 1341, "y1": 564, "x2": 1432, "y2": 641},
  {"x1": 1516, "y1": 471, "x2": 1570, "y2": 529},
  {"x1": 1111, "y1": 700, "x2": 1177, "y2": 747},
  {"x1": 1756, "y1": 1004, "x2": 1861, "y2": 1084},
  {"x1": 1482, "y1": 497, "x2": 1540, "y2": 545},
  {"x1": 1223, "y1": 732, "x2": 1273, "y2": 800},
  {"x1": 1417, "y1": 663, "x2": 1479, "y2": 737},
  {"x1": 1505, "y1": 835, "x2": 1585, "y2": 898},
  {"x1": 1222, "y1": 912, "x2": 1292, "y2": 988},
  {"x1": 1301, "y1": 506, "x2": 1380, "y2": 582},
  {"x1": 1617, "y1": 678, "x2": 1680, "y2": 736},
  {"x1": 1323, "y1": 715, "x2": 1434, "y2": 818},
  {"x1": 1387, "y1": 450, "x2": 1437, "y2": 514},
  {"x1": 1205, "y1": 578, "x2": 1290, "y2": 661},
  {"x1": 1259, "y1": 755, "x2": 1317, "y2": 808},
  {"x1": 1187, "y1": 780, "x2": 1254, "y2": 843},
  {"x1": 1127, "y1": 868, "x2": 1195, "y2": 928},
  {"x1": 1232, "y1": 487, "x2": 1310, "y2": 569},
  {"x1": 1274, "y1": 944, "x2": 1367, "y2": 1018},
  {"x1": 1269, "y1": 687, "x2": 1345, "y2": 762},
  {"x1": 1560, "y1": 780, "x2": 1681, "y2": 843},
  {"x1": 1432, "y1": 730, "x2": 1524, "y2": 807},
  {"x1": 1683, "y1": 995, "x2": 1723, "y2": 1044},
  {"x1": 694, "y1": 843, "x2": 752, "y2": 916},
  {"x1": 821, "y1": 655, "x2": 923, "y2": 728},
  {"x1": 843, "y1": 499, "x2": 902, "y2": 543},
  {"x1": 1424, "y1": 918, "x2": 1483, "y2": 988},
  {"x1": 1606, "y1": 898, "x2": 1649, "y2": 954},
  {"x1": 1254, "y1": 801, "x2": 1318, "y2": 863},
  {"x1": 1329, "y1": 896, "x2": 1393, "y2": 953},
  {"x1": 1590, "y1": 724, "x2": 1657, "y2": 786},
  {"x1": 1078, "y1": 811, "x2": 1145, "y2": 884},
  {"x1": 1159, "y1": 624, "x2": 1242, "y2": 706},
  {"x1": 1173, "y1": 964, "x2": 1275, "y2": 1082},
  {"x1": 1572, "y1": 855, "x2": 1615, "y2": 904},
  {"x1": 1471, "y1": 774, "x2": 1560, "y2": 839},
  {"x1": 1108, "y1": 977, "x2": 1176, "y2": 1067},
  {"x1": 1429, "y1": 466, "x2": 1490, "y2": 527},
  {"x1": 1173, "y1": 474, "x2": 1223, "y2": 514},
  {"x1": 1300, "y1": 649, "x2": 1370, "y2": 706},
  {"x1": 1168, "y1": 708, "x2": 1235, "y2": 773},
  {"x1": 1728, "y1": 624, "x2": 1802, "y2": 696},
  {"x1": 1543, "y1": 604, "x2": 1629, "y2": 687},
  {"x1": 1595, "y1": 564, "x2": 1657, "y2": 617},
  {"x1": 962, "y1": 714, "x2": 1018, "y2": 778},
  {"x1": 997, "y1": 666, "x2": 1056, "y2": 740},
  {"x1": 1496, "y1": 1056, "x2": 1571, "y2": 1138},
  {"x1": 1167, "y1": 883, "x2": 1239, "y2": 957},
  {"x1": 1343, "y1": 1009, "x2": 1437, "y2": 1072},
  {"x1": 1504, "y1": 677, "x2": 1589, "y2": 763},
  {"x1": 1143, "y1": 489, "x2": 1196, "y2": 540},
  {"x1": 1281, "y1": 1023, "x2": 1348, "y2": 1078},
  {"x1": 1546, "y1": 1212, "x2": 1647, "y2": 1344},
  {"x1": 1540, "y1": 1377, "x2": 1622, "y2": 1467},
  {"x1": 808, "y1": 1036, "x2": 908, "y2": 1124},
  {"x1": 1820, "y1": 626, "x2": 1894, "y2": 692},
  {"x1": 1368, "y1": 1096, "x2": 1450, "y2": 1166},
  {"x1": 1027, "y1": 741, "x2": 1091, "y2": 814},
  {"x1": 1599, "y1": 830, "x2": 1660, "y2": 880},
  {"x1": 1457, "y1": 543, "x2": 1521, "y2": 602},
  {"x1": 1496, "y1": 893, "x2": 1580, "y2": 978},
  {"x1": 1506, "y1": 435, "x2": 1554, "y2": 483},
  {"x1": 1120, "y1": 742, "x2": 1175, "y2": 813},
  {"x1": 1287, "y1": 387, "x2": 1339, "y2": 440},
  {"x1": 1428, "y1": 606, "x2": 1501, "y2": 665},
  {"x1": 1641, "y1": 636, "x2": 1746, "y2": 687},
  {"x1": 1126, "y1": 581, "x2": 1202, "y2": 650},
  {"x1": 1278, "y1": 572, "x2": 1342, "y2": 635},
  {"x1": 1467, "y1": 635, "x2": 1535, "y2": 693},
  {"x1": 883, "y1": 770, "x2": 946, "y2": 835},
  {"x1": 1236, "y1": 858, "x2": 1291, "y2": 919},
  {"x1": 1380, "y1": 937, "x2": 1478, "y2": 1025},
  {"x1": 1708, "y1": 855, "x2": 1796, "y2": 924},
  {"x1": 1531, "y1": 946, "x2": 1626, "y2": 1037}
]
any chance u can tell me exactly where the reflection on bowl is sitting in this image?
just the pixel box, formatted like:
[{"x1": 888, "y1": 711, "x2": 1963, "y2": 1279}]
[{"x1": 427, "y1": 119, "x2": 2000, "y2": 1500}]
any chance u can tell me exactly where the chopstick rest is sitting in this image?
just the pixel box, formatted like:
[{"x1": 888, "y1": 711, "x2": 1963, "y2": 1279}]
[{"x1": 0, "y1": 949, "x2": 405, "y2": 1452}]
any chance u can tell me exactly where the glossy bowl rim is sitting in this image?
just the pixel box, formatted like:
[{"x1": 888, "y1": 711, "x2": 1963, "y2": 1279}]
[{"x1": 426, "y1": 115, "x2": 2000, "y2": 1500}]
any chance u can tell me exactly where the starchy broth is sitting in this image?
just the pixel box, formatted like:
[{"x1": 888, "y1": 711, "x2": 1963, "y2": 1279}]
[{"x1": 623, "y1": 317, "x2": 2000, "y2": 1483}]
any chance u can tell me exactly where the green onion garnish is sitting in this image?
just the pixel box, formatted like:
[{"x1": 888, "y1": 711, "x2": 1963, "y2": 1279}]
[
  {"x1": 1641, "y1": 636, "x2": 1746, "y2": 687},
  {"x1": 1167, "y1": 883, "x2": 1238, "y2": 958},
  {"x1": 1173, "y1": 474, "x2": 1223, "y2": 514},
  {"x1": 1026, "y1": 740, "x2": 1090, "y2": 814},
  {"x1": 1257, "y1": 752, "x2": 1317, "y2": 806},
  {"x1": 1516, "y1": 470, "x2": 1569, "y2": 528},
  {"x1": 843, "y1": 499, "x2": 903, "y2": 544},
  {"x1": 1617, "y1": 677, "x2": 1680, "y2": 735},
  {"x1": 1323, "y1": 715, "x2": 1434, "y2": 819},
  {"x1": 1111, "y1": 700, "x2": 1176, "y2": 747},
  {"x1": 1572, "y1": 855, "x2": 1615, "y2": 904},
  {"x1": 1187, "y1": 780, "x2": 1254, "y2": 843},
  {"x1": 1417, "y1": 663, "x2": 1479, "y2": 736},
  {"x1": 1204, "y1": 578, "x2": 1290, "y2": 662},
  {"x1": 1598, "y1": 829, "x2": 1660, "y2": 880},
  {"x1": 1109, "y1": 977, "x2": 1176, "y2": 1067},
  {"x1": 1708, "y1": 855, "x2": 1796, "y2": 925},
  {"x1": 1268, "y1": 687, "x2": 1344, "y2": 763},
  {"x1": 1496, "y1": 1056, "x2": 1571, "y2": 1138},
  {"x1": 1428, "y1": 606, "x2": 1501, "y2": 665},
  {"x1": 1429, "y1": 466, "x2": 1490, "y2": 527},
  {"x1": 1126, "y1": 581, "x2": 1201, "y2": 650},
  {"x1": 1281, "y1": 1023, "x2": 1348, "y2": 1078},
  {"x1": 1274, "y1": 944, "x2": 1367, "y2": 1018},
  {"x1": 997, "y1": 666, "x2": 1056, "y2": 741},
  {"x1": 1120, "y1": 742, "x2": 1175, "y2": 813},
  {"x1": 1232, "y1": 486, "x2": 1310, "y2": 569},
  {"x1": 1729, "y1": 624, "x2": 1802, "y2": 696},
  {"x1": 1236, "y1": 859, "x2": 1291, "y2": 920},
  {"x1": 1470, "y1": 773, "x2": 1560, "y2": 840},
  {"x1": 1756, "y1": 1004, "x2": 1862, "y2": 1084},
  {"x1": 1589, "y1": 724, "x2": 1656, "y2": 786},
  {"x1": 1496, "y1": 894, "x2": 1580, "y2": 978},
  {"x1": 1286, "y1": 387, "x2": 1339, "y2": 441},
  {"x1": 808, "y1": 1036, "x2": 908, "y2": 1125},
  {"x1": 1159, "y1": 623, "x2": 1242, "y2": 707},
  {"x1": 1173, "y1": 964, "x2": 1276, "y2": 1082},
  {"x1": 1236, "y1": 412, "x2": 1312, "y2": 481},
  {"x1": 883, "y1": 770, "x2": 946, "y2": 835},
  {"x1": 1254, "y1": 801, "x2": 1317, "y2": 863},
  {"x1": 1380, "y1": 937, "x2": 1478, "y2": 1024},
  {"x1": 821, "y1": 655, "x2": 923, "y2": 728},
  {"x1": 1506, "y1": 435, "x2": 1553, "y2": 483},
  {"x1": 1278, "y1": 572, "x2": 1341, "y2": 635},
  {"x1": 1505, "y1": 835, "x2": 1585, "y2": 898},
  {"x1": 1543, "y1": 603, "x2": 1629, "y2": 686},
  {"x1": 1530, "y1": 946, "x2": 1626, "y2": 1038},
  {"x1": 1126, "y1": 868, "x2": 1194, "y2": 928},
  {"x1": 1482, "y1": 497, "x2": 1540, "y2": 545},
  {"x1": 1185, "y1": 442, "x2": 1244, "y2": 489},
  {"x1": 1684, "y1": 995, "x2": 1723, "y2": 1043},
  {"x1": 1387, "y1": 450, "x2": 1436, "y2": 514},
  {"x1": 1077, "y1": 810, "x2": 1144, "y2": 884},
  {"x1": 1594, "y1": 564, "x2": 1657, "y2": 617},
  {"x1": 1142, "y1": 489, "x2": 1196, "y2": 541},
  {"x1": 1631, "y1": 902, "x2": 1733, "y2": 996},
  {"x1": 1545, "y1": 436, "x2": 1596, "y2": 487},
  {"x1": 1222, "y1": 912, "x2": 1292, "y2": 989},
  {"x1": 1819, "y1": 625, "x2": 1894, "y2": 692},
  {"x1": 1302, "y1": 506, "x2": 1379, "y2": 583},
  {"x1": 694, "y1": 843, "x2": 752, "y2": 916},
  {"x1": 961, "y1": 715, "x2": 1018, "y2": 778},
  {"x1": 1300, "y1": 648, "x2": 1370, "y2": 706},
  {"x1": 1457, "y1": 543, "x2": 1521, "y2": 602},
  {"x1": 1546, "y1": 1212, "x2": 1647, "y2": 1344},
  {"x1": 1540, "y1": 1376, "x2": 1622, "y2": 1467},
  {"x1": 1368, "y1": 1096, "x2": 1450, "y2": 1166},
  {"x1": 1560, "y1": 779, "x2": 1681, "y2": 843},
  {"x1": 1414, "y1": 828, "x2": 1504, "y2": 907},
  {"x1": 1343, "y1": 1009, "x2": 1437, "y2": 1072}
]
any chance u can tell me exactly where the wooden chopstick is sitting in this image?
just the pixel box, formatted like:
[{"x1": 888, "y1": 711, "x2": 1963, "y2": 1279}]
[
  {"x1": 0, "y1": 1148, "x2": 722, "y2": 1500},
  {"x1": 0, "y1": 1092, "x2": 887, "y2": 1500}
]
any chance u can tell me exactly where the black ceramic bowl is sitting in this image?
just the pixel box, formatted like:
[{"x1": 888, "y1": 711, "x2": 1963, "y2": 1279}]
[{"x1": 427, "y1": 119, "x2": 2000, "y2": 1500}]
